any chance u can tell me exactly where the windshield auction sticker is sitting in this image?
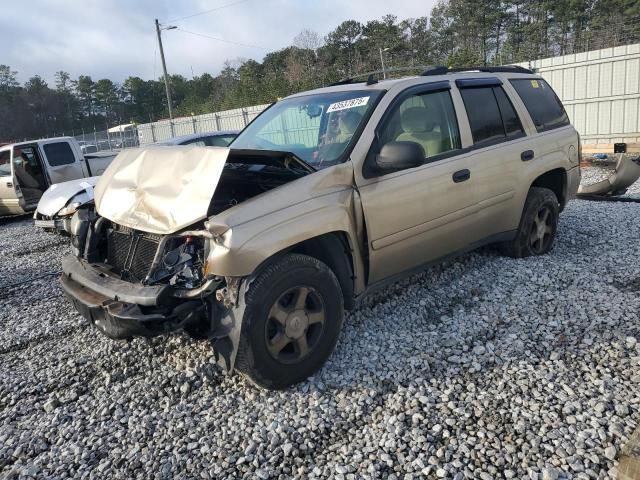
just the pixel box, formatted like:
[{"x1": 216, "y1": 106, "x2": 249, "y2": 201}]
[{"x1": 327, "y1": 96, "x2": 370, "y2": 113}]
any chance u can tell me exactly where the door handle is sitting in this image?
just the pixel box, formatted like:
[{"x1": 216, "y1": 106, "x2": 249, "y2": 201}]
[
  {"x1": 521, "y1": 150, "x2": 535, "y2": 161},
  {"x1": 452, "y1": 169, "x2": 470, "y2": 183},
  {"x1": 6, "y1": 182, "x2": 12, "y2": 188}
]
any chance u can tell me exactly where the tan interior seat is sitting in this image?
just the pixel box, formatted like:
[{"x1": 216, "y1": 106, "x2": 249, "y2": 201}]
[
  {"x1": 396, "y1": 107, "x2": 442, "y2": 157},
  {"x1": 335, "y1": 111, "x2": 363, "y2": 144}
]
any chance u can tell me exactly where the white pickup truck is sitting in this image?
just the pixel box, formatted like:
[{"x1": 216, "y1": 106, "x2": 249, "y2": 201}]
[{"x1": 0, "y1": 137, "x2": 116, "y2": 218}]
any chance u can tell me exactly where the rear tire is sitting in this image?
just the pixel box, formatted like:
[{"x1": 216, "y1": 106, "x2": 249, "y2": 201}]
[
  {"x1": 235, "y1": 254, "x2": 344, "y2": 390},
  {"x1": 499, "y1": 187, "x2": 559, "y2": 258}
]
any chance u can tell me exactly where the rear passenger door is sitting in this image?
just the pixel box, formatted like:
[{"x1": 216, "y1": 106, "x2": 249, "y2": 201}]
[
  {"x1": 38, "y1": 139, "x2": 86, "y2": 184},
  {"x1": 456, "y1": 78, "x2": 530, "y2": 238}
]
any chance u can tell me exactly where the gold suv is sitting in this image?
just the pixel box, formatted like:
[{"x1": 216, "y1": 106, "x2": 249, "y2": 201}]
[{"x1": 60, "y1": 66, "x2": 581, "y2": 389}]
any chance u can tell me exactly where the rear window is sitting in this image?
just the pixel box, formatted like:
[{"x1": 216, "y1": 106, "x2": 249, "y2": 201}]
[
  {"x1": 510, "y1": 79, "x2": 570, "y2": 132},
  {"x1": 460, "y1": 86, "x2": 524, "y2": 145},
  {"x1": 43, "y1": 142, "x2": 76, "y2": 166}
]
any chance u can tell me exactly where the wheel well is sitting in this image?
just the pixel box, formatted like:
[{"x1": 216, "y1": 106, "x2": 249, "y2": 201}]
[
  {"x1": 531, "y1": 169, "x2": 567, "y2": 207},
  {"x1": 289, "y1": 232, "x2": 356, "y2": 310}
]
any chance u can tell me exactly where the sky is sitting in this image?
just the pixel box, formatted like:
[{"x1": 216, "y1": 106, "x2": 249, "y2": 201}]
[{"x1": 0, "y1": 0, "x2": 437, "y2": 86}]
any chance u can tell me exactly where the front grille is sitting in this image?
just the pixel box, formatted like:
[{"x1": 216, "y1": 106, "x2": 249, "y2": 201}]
[{"x1": 106, "y1": 225, "x2": 161, "y2": 282}]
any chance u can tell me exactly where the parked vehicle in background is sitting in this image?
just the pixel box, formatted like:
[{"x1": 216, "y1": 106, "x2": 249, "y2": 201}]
[
  {"x1": 80, "y1": 144, "x2": 98, "y2": 154},
  {"x1": 0, "y1": 137, "x2": 116, "y2": 217},
  {"x1": 33, "y1": 130, "x2": 239, "y2": 232},
  {"x1": 59, "y1": 66, "x2": 581, "y2": 389}
]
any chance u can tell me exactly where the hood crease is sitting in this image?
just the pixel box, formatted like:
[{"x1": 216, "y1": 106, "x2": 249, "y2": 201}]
[{"x1": 94, "y1": 146, "x2": 230, "y2": 234}]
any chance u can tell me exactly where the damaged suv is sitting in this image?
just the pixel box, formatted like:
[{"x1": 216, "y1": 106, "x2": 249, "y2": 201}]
[{"x1": 61, "y1": 66, "x2": 581, "y2": 389}]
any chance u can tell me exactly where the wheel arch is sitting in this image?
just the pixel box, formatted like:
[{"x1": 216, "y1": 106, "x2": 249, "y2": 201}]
[
  {"x1": 250, "y1": 231, "x2": 357, "y2": 310},
  {"x1": 530, "y1": 168, "x2": 567, "y2": 209}
]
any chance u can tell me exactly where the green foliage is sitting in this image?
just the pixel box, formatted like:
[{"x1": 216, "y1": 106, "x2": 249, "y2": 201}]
[{"x1": 1, "y1": 0, "x2": 638, "y2": 141}]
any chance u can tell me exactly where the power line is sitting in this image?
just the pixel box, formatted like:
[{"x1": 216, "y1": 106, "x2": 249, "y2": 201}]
[
  {"x1": 175, "y1": 28, "x2": 270, "y2": 51},
  {"x1": 166, "y1": 0, "x2": 253, "y2": 23}
]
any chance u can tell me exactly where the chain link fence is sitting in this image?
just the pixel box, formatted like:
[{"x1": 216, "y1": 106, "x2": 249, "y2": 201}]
[
  {"x1": 137, "y1": 104, "x2": 270, "y2": 146},
  {"x1": 57, "y1": 104, "x2": 271, "y2": 155},
  {"x1": 72, "y1": 126, "x2": 139, "y2": 154}
]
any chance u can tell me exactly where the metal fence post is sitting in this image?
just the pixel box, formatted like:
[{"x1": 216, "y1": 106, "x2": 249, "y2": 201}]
[
  {"x1": 192, "y1": 114, "x2": 197, "y2": 134},
  {"x1": 93, "y1": 127, "x2": 98, "y2": 149},
  {"x1": 170, "y1": 120, "x2": 175, "y2": 138},
  {"x1": 215, "y1": 114, "x2": 221, "y2": 131},
  {"x1": 242, "y1": 108, "x2": 249, "y2": 126},
  {"x1": 150, "y1": 124, "x2": 156, "y2": 143}
]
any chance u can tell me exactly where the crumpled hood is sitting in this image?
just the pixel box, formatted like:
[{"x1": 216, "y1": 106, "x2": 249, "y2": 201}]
[
  {"x1": 94, "y1": 146, "x2": 229, "y2": 234},
  {"x1": 37, "y1": 177, "x2": 98, "y2": 217}
]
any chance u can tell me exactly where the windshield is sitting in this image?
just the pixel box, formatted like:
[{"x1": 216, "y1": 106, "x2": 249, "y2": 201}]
[{"x1": 232, "y1": 90, "x2": 382, "y2": 169}]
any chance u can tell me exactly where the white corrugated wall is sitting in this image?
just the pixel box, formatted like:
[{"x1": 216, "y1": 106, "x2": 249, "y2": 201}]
[{"x1": 518, "y1": 44, "x2": 640, "y2": 145}]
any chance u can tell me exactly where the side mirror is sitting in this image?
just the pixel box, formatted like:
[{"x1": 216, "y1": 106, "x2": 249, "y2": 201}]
[{"x1": 375, "y1": 141, "x2": 425, "y2": 173}]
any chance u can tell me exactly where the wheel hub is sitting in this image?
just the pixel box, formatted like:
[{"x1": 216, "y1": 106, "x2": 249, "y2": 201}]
[
  {"x1": 265, "y1": 285, "x2": 326, "y2": 364},
  {"x1": 285, "y1": 310, "x2": 309, "y2": 339}
]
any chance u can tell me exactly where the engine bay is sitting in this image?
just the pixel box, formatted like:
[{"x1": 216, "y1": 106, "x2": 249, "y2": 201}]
[{"x1": 207, "y1": 150, "x2": 311, "y2": 214}]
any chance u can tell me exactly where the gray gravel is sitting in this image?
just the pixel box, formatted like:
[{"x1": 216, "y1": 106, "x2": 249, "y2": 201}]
[{"x1": 1, "y1": 165, "x2": 640, "y2": 479}]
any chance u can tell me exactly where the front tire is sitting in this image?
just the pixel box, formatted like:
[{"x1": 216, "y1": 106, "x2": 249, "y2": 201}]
[
  {"x1": 235, "y1": 254, "x2": 344, "y2": 390},
  {"x1": 500, "y1": 187, "x2": 559, "y2": 258}
]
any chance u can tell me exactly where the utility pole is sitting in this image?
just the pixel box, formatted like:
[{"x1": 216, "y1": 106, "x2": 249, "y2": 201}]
[
  {"x1": 155, "y1": 18, "x2": 176, "y2": 121},
  {"x1": 379, "y1": 47, "x2": 389, "y2": 79}
]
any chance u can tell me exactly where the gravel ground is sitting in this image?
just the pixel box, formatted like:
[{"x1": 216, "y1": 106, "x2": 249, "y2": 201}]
[{"x1": 1, "y1": 166, "x2": 640, "y2": 479}]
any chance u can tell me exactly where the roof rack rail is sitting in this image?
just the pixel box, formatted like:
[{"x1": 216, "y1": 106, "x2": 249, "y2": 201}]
[
  {"x1": 329, "y1": 78, "x2": 360, "y2": 86},
  {"x1": 329, "y1": 66, "x2": 432, "y2": 87},
  {"x1": 421, "y1": 65, "x2": 535, "y2": 76}
]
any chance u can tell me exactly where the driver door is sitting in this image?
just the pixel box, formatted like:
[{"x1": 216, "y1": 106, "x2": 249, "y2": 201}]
[
  {"x1": 356, "y1": 84, "x2": 481, "y2": 283},
  {"x1": 0, "y1": 148, "x2": 24, "y2": 215},
  {"x1": 12, "y1": 144, "x2": 48, "y2": 209}
]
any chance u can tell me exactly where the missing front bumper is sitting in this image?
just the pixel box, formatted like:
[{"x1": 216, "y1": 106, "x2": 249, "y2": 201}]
[
  {"x1": 61, "y1": 255, "x2": 202, "y2": 339},
  {"x1": 60, "y1": 273, "x2": 203, "y2": 339},
  {"x1": 60, "y1": 255, "x2": 244, "y2": 372}
]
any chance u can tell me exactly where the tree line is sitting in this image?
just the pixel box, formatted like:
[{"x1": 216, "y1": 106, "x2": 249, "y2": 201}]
[{"x1": 1, "y1": 0, "x2": 638, "y2": 141}]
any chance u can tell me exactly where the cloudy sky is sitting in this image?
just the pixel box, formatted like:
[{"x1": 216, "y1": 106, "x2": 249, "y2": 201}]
[{"x1": 1, "y1": 0, "x2": 437, "y2": 85}]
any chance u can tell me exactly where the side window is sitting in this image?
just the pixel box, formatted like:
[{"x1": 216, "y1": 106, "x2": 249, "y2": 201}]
[
  {"x1": 0, "y1": 151, "x2": 11, "y2": 176},
  {"x1": 379, "y1": 89, "x2": 461, "y2": 160},
  {"x1": 207, "y1": 135, "x2": 236, "y2": 147},
  {"x1": 43, "y1": 142, "x2": 76, "y2": 166},
  {"x1": 509, "y1": 79, "x2": 569, "y2": 132},
  {"x1": 460, "y1": 86, "x2": 524, "y2": 144},
  {"x1": 494, "y1": 87, "x2": 524, "y2": 138},
  {"x1": 182, "y1": 139, "x2": 206, "y2": 146}
]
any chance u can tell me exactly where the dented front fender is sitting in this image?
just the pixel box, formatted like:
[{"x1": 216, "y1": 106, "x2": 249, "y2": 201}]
[{"x1": 204, "y1": 162, "x2": 366, "y2": 295}]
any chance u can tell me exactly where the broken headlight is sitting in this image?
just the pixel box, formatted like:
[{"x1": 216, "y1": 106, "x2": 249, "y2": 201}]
[{"x1": 58, "y1": 201, "x2": 82, "y2": 217}]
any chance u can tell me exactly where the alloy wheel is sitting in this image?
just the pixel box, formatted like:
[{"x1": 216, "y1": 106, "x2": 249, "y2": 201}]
[
  {"x1": 264, "y1": 286, "x2": 325, "y2": 364},
  {"x1": 529, "y1": 205, "x2": 554, "y2": 254}
]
